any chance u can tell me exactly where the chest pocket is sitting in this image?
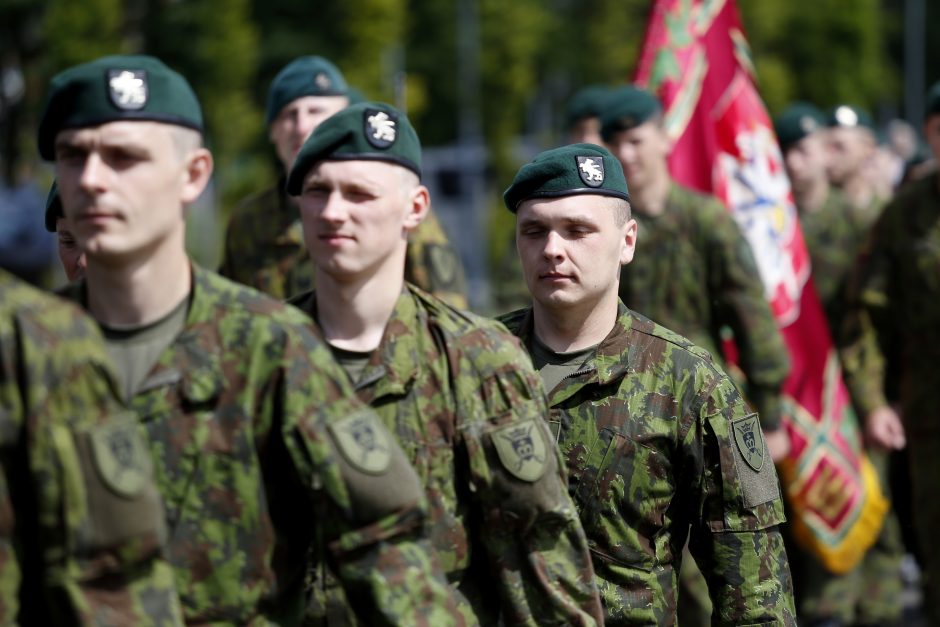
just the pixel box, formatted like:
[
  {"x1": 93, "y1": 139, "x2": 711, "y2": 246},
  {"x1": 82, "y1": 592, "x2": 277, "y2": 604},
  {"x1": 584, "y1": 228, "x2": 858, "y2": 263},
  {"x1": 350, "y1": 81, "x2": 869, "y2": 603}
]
[{"x1": 569, "y1": 427, "x2": 672, "y2": 570}]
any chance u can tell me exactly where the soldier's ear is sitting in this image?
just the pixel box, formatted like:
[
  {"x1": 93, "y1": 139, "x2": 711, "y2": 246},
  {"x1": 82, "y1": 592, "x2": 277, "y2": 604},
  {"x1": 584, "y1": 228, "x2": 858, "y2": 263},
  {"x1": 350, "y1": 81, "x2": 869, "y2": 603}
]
[
  {"x1": 620, "y1": 218, "x2": 638, "y2": 266},
  {"x1": 402, "y1": 184, "x2": 430, "y2": 231},
  {"x1": 180, "y1": 148, "x2": 213, "y2": 205}
]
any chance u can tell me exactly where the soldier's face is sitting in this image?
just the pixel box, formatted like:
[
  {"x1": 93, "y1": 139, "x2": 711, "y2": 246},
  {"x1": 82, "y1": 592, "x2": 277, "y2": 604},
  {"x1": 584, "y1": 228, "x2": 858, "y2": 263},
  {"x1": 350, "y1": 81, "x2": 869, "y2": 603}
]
[
  {"x1": 54, "y1": 121, "x2": 211, "y2": 264},
  {"x1": 269, "y1": 95, "x2": 349, "y2": 170},
  {"x1": 55, "y1": 217, "x2": 87, "y2": 281},
  {"x1": 925, "y1": 115, "x2": 940, "y2": 165},
  {"x1": 516, "y1": 195, "x2": 636, "y2": 311},
  {"x1": 569, "y1": 117, "x2": 603, "y2": 146},
  {"x1": 784, "y1": 133, "x2": 828, "y2": 193},
  {"x1": 298, "y1": 160, "x2": 428, "y2": 282},
  {"x1": 825, "y1": 127, "x2": 874, "y2": 185},
  {"x1": 605, "y1": 121, "x2": 670, "y2": 196}
]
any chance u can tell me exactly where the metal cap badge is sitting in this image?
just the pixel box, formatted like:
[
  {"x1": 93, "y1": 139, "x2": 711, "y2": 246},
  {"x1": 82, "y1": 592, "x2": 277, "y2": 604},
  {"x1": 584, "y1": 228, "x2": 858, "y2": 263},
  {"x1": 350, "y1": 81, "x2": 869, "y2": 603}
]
[
  {"x1": 364, "y1": 108, "x2": 397, "y2": 149},
  {"x1": 108, "y1": 69, "x2": 148, "y2": 111},
  {"x1": 576, "y1": 155, "x2": 605, "y2": 187}
]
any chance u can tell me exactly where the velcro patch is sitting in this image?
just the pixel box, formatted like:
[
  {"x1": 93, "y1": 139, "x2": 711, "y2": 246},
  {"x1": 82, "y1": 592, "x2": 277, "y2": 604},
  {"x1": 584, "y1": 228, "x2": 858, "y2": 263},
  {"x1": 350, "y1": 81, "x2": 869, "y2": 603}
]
[
  {"x1": 90, "y1": 417, "x2": 150, "y2": 499},
  {"x1": 329, "y1": 411, "x2": 392, "y2": 475},
  {"x1": 492, "y1": 420, "x2": 548, "y2": 482}
]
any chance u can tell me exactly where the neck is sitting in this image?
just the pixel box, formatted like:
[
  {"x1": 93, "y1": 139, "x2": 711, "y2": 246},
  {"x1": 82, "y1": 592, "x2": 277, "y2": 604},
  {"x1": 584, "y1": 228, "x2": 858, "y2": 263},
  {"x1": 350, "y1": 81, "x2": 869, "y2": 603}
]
[
  {"x1": 85, "y1": 235, "x2": 191, "y2": 327},
  {"x1": 532, "y1": 288, "x2": 619, "y2": 352},
  {"x1": 630, "y1": 172, "x2": 671, "y2": 217},
  {"x1": 314, "y1": 252, "x2": 406, "y2": 352},
  {"x1": 793, "y1": 178, "x2": 830, "y2": 214},
  {"x1": 839, "y1": 173, "x2": 874, "y2": 209}
]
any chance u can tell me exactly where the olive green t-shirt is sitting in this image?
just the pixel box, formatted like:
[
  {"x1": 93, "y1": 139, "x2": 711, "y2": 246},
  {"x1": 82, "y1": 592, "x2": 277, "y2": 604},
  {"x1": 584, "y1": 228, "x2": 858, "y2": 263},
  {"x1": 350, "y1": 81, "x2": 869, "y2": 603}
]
[
  {"x1": 100, "y1": 296, "x2": 189, "y2": 403},
  {"x1": 529, "y1": 334, "x2": 597, "y2": 395},
  {"x1": 328, "y1": 344, "x2": 374, "y2": 385}
]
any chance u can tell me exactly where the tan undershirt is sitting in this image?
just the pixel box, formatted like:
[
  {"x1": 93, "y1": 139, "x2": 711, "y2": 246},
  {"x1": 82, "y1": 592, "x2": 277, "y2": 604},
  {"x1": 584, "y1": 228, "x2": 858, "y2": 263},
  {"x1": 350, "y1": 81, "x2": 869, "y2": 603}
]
[
  {"x1": 328, "y1": 344, "x2": 374, "y2": 385},
  {"x1": 529, "y1": 334, "x2": 597, "y2": 395}
]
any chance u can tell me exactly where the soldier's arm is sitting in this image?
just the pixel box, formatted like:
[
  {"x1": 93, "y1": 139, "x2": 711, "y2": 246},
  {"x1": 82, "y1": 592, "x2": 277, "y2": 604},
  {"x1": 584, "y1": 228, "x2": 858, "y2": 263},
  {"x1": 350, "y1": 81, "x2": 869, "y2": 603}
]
[
  {"x1": 276, "y1": 324, "x2": 463, "y2": 626},
  {"x1": 707, "y1": 206, "x2": 790, "y2": 430},
  {"x1": 405, "y1": 207, "x2": 469, "y2": 309},
  {"x1": 21, "y1": 302, "x2": 184, "y2": 626},
  {"x1": 688, "y1": 377, "x2": 796, "y2": 626},
  {"x1": 454, "y1": 325, "x2": 602, "y2": 626}
]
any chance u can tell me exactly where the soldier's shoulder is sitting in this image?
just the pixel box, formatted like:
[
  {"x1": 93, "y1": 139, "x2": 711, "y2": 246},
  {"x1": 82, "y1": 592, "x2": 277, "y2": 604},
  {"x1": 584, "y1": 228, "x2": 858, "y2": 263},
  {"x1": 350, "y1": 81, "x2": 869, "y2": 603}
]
[
  {"x1": 226, "y1": 182, "x2": 284, "y2": 228},
  {"x1": 888, "y1": 174, "x2": 935, "y2": 212},
  {"x1": 494, "y1": 307, "x2": 529, "y2": 336},
  {"x1": 194, "y1": 267, "x2": 312, "y2": 330},
  {"x1": 411, "y1": 286, "x2": 528, "y2": 367},
  {"x1": 624, "y1": 308, "x2": 725, "y2": 375},
  {"x1": 2, "y1": 274, "x2": 101, "y2": 344}
]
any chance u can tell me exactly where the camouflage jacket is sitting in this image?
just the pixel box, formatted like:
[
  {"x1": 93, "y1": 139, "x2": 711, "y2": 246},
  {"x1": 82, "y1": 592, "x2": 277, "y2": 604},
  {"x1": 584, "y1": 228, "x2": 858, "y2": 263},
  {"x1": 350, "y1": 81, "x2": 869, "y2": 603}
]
[
  {"x1": 290, "y1": 284, "x2": 603, "y2": 626},
  {"x1": 840, "y1": 175, "x2": 940, "y2": 430},
  {"x1": 60, "y1": 265, "x2": 460, "y2": 626},
  {"x1": 499, "y1": 303, "x2": 796, "y2": 626},
  {"x1": 220, "y1": 178, "x2": 469, "y2": 307},
  {"x1": 619, "y1": 183, "x2": 790, "y2": 430},
  {"x1": 0, "y1": 269, "x2": 183, "y2": 626},
  {"x1": 799, "y1": 187, "x2": 880, "y2": 333}
]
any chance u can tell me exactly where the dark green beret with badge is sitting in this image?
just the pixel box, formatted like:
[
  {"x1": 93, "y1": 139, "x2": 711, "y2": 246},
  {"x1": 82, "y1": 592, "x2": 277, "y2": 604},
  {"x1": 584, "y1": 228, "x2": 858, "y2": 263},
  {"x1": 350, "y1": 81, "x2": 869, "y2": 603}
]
[
  {"x1": 286, "y1": 101, "x2": 421, "y2": 195},
  {"x1": 265, "y1": 56, "x2": 349, "y2": 125},
  {"x1": 503, "y1": 143, "x2": 630, "y2": 212},
  {"x1": 44, "y1": 180, "x2": 62, "y2": 233},
  {"x1": 599, "y1": 85, "x2": 662, "y2": 142},
  {"x1": 774, "y1": 102, "x2": 825, "y2": 152},
  {"x1": 826, "y1": 104, "x2": 874, "y2": 130},
  {"x1": 37, "y1": 54, "x2": 203, "y2": 160},
  {"x1": 564, "y1": 85, "x2": 612, "y2": 129},
  {"x1": 926, "y1": 80, "x2": 940, "y2": 120}
]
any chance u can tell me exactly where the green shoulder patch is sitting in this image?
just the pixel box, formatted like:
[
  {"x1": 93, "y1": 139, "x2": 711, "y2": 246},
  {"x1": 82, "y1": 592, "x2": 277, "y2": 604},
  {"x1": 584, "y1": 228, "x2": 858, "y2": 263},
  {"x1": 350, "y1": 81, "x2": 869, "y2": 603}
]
[
  {"x1": 329, "y1": 411, "x2": 392, "y2": 475},
  {"x1": 90, "y1": 418, "x2": 151, "y2": 499},
  {"x1": 732, "y1": 413, "x2": 764, "y2": 472},
  {"x1": 492, "y1": 420, "x2": 549, "y2": 482},
  {"x1": 425, "y1": 244, "x2": 459, "y2": 288}
]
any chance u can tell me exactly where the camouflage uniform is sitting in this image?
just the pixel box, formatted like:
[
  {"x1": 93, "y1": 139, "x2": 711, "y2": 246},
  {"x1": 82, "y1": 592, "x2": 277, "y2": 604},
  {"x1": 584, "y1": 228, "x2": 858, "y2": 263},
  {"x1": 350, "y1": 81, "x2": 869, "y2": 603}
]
[
  {"x1": 59, "y1": 265, "x2": 460, "y2": 625},
  {"x1": 499, "y1": 302, "x2": 796, "y2": 626},
  {"x1": 290, "y1": 284, "x2": 603, "y2": 626},
  {"x1": 618, "y1": 183, "x2": 790, "y2": 431},
  {"x1": 220, "y1": 179, "x2": 469, "y2": 307},
  {"x1": 840, "y1": 174, "x2": 940, "y2": 626},
  {"x1": 0, "y1": 268, "x2": 183, "y2": 626}
]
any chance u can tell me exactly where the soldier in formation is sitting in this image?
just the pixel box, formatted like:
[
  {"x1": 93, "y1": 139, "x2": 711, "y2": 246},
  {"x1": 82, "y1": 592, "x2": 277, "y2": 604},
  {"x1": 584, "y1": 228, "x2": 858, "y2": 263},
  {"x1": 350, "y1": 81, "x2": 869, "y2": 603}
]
[{"x1": 497, "y1": 142, "x2": 797, "y2": 625}]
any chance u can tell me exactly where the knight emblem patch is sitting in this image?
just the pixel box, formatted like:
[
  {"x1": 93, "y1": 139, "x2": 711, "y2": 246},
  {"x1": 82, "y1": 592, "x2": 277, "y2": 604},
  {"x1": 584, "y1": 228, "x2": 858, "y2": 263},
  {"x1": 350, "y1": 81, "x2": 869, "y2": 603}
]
[
  {"x1": 107, "y1": 69, "x2": 148, "y2": 111},
  {"x1": 90, "y1": 418, "x2": 150, "y2": 498},
  {"x1": 329, "y1": 411, "x2": 392, "y2": 475},
  {"x1": 364, "y1": 108, "x2": 397, "y2": 148},
  {"x1": 493, "y1": 420, "x2": 548, "y2": 482},
  {"x1": 732, "y1": 413, "x2": 764, "y2": 472},
  {"x1": 576, "y1": 156, "x2": 605, "y2": 187}
]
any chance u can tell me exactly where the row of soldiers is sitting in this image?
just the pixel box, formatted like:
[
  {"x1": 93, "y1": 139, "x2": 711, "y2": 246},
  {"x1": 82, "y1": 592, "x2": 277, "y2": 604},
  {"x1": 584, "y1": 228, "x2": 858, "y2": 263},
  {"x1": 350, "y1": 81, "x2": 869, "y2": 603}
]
[{"x1": 8, "y1": 49, "x2": 938, "y2": 627}]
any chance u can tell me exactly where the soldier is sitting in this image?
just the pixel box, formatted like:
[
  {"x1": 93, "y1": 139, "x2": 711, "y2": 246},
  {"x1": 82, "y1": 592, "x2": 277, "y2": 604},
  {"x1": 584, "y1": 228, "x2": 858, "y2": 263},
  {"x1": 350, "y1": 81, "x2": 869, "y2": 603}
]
[
  {"x1": 839, "y1": 81, "x2": 940, "y2": 627},
  {"x1": 565, "y1": 84, "x2": 611, "y2": 145},
  {"x1": 600, "y1": 86, "x2": 792, "y2": 625},
  {"x1": 776, "y1": 102, "x2": 907, "y2": 627},
  {"x1": 38, "y1": 54, "x2": 462, "y2": 624},
  {"x1": 220, "y1": 55, "x2": 468, "y2": 306},
  {"x1": 0, "y1": 268, "x2": 183, "y2": 625},
  {"x1": 825, "y1": 104, "x2": 885, "y2": 223},
  {"x1": 285, "y1": 101, "x2": 603, "y2": 625},
  {"x1": 497, "y1": 143, "x2": 796, "y2": 625},
  {"x1": 44, "y1": 181, "x2": 87, "y2": 281}
]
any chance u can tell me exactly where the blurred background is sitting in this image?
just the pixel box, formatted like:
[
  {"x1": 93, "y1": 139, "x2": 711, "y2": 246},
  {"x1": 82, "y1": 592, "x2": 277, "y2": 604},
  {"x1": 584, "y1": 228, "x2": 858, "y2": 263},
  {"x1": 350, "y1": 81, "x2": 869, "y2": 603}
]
[{"x1": 1, "y1": 0, "x2": 936, "y2": 308}]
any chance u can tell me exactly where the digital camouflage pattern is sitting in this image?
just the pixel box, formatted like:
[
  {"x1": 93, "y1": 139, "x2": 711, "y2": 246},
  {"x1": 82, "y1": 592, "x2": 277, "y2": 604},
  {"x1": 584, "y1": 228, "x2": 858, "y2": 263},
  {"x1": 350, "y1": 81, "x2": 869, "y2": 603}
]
[
  {"x1": 0, "y1": 268, "x2": 183, "y2": 626},
  {"x1": 290, "y1": 284, "x2": 603, "y2": 626},
  {"x1": 839, "y1": 174, "x2": 940, "y2": 626},
  {"x1": 59, "y1": 265, "x2": 460, "y2": 626},
  {"x1": 220, "y1": 179, "x2": 469, "y2": 307},
  {"x1": 499, "y1": 302, "x2": 797, "y2": 626},
  {"x1": 618, "y1": 183, "x2": 790, "y2": 430}
]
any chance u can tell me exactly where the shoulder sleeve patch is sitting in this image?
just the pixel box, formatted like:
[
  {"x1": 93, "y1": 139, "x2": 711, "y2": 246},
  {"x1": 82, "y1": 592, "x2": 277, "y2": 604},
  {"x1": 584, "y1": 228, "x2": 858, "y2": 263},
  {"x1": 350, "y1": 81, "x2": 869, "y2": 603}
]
[
  {"x1": 732, "y1": 413, "x2": 764, "y2": 471},
  {"x1": 730, "y1": 413, "x2": 779, "y2": 508},
  {"x1": 328, "y1": 411, "x2": 392, "y2": 475},
  {"x1": 89, "y1": 416, "x2": 152, "y2": 499},
  {"x1": 492, "y1": 419, "x2": 549, "y2": 482}
]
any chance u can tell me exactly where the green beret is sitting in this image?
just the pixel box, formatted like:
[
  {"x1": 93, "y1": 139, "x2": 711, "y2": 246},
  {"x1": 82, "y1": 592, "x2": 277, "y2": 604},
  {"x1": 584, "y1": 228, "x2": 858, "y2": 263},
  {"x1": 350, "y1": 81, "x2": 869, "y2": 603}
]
[
  {"x1": 286, "y1": 102, "x2": 421, "y2": 195},
  {"x1": 826, "y1": 104, "x2": 874, "y2": 130},
  {"x1": 346, "y1": 85, "x2": 367, "y2": 105},
  {"x1": 564, "y1": 85, "x2": 611, "y2": 129},
  {"x1": 44, "y1": 180, "x2": 62, "y2": 233},
  {"x1": 773, "y1": 102, "x2": 825, "y2": 152},
  {"x1": 925, "y1": 80, "x2": 940, "y2": 120},
  {"x1": 600, "y1": 86, "x2": 662, "y2": 142},
  {"x1": 38, "y1": 54, "x2": 203, "y2": 160},
  {"x1": 265, "y1": 56, "x2": 349, "y2": 125},
  {"x1": 503, "y1": 143, "x2": 629, "y2": 212}
]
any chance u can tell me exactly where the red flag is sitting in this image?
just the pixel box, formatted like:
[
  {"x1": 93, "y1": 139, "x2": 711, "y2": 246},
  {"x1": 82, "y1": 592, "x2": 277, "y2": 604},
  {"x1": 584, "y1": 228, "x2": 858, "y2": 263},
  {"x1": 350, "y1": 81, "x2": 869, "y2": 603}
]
[{"x1": 634, "y1": 0, "x2": 886, "y2": 572}]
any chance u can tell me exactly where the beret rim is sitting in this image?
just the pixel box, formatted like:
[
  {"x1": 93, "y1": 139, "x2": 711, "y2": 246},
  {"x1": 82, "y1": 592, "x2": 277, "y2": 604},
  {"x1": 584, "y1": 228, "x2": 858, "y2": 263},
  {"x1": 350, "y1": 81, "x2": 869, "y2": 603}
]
[
  {"x1": 286, "y1": 153, "x2": 421, "y2": 195},
  {"x1": 510, "y1": 187, "x2": 631, "y2": 212}
]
